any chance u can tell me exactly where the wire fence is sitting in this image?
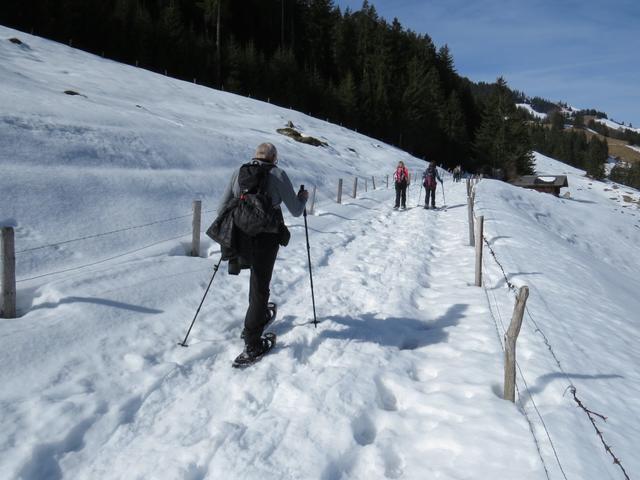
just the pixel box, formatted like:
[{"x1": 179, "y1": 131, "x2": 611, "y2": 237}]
[
  {"x1": 481, "y1": 230, "x2": 631, "y2": 480},
  {"x1": 15, "y1": 212, "x2": 194, "y2": 255},
  {"x1": 8, "y1": 170, "x2": 399, "y2": 287}
]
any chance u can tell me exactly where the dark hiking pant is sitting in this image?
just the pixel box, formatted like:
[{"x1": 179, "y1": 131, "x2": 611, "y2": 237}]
[
  {"x1": 244, "y1": 232, "x2": 279, "y2": 350},
  {"x1": 395, "y1": 182, "x2": 407, "y2": 208},
  {"x1": 425, "y1": 186, "x2": 436, "y2": 207}
]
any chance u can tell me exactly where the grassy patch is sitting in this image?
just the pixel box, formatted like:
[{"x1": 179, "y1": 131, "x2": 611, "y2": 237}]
[{"x1": 276, "y1": 127, "x2": 328, "y2": 147}]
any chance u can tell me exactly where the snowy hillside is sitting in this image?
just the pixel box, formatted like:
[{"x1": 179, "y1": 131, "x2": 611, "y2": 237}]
[
  {"x1": 516, "y1": 103, "x2": 547, "y2": 120},
  {"x1": 595, "y1": 117, "x2": 640, "y2": 134},
  {"x1": 2, "y1": 26, "x2": 640, "y2": 480}
]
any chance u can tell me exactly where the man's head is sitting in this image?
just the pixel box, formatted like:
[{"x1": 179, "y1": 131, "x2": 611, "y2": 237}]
[{"x1": 254, "y1": 143, "x2": 278, "y2": 163}]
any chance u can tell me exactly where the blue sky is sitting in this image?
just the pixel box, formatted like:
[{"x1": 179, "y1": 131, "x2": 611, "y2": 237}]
[{"x1": 334, "y1": 0, "x2": 640, "y2": 127}]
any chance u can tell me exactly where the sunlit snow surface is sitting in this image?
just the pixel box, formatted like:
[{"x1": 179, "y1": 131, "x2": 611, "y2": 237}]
[
  {"x1": 1, "y1": 26, "x2": 640, "y2": 480},
  {"x1": 516, "y1": 103, "x2": 548, "y2": 120}
]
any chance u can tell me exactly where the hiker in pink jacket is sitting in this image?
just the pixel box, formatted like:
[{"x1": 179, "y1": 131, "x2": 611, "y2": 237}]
[{"x1": 393, "y1": 161, "x2": 410, "y2": 210}]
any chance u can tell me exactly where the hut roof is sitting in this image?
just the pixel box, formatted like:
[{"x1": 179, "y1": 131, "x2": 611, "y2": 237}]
[{"x1": 511, "y1": 175, "x2": 568, "y2": 188}]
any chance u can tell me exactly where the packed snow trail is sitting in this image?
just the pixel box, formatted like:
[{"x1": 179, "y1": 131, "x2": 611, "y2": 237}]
[{"x1": 6, "y1": 179, "x2": 541, "y2": 480}]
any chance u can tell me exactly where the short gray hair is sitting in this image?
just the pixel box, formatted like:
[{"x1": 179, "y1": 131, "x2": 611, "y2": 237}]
[{"x1": 254, "y1": 142, "x2": 278, "y2": 162}]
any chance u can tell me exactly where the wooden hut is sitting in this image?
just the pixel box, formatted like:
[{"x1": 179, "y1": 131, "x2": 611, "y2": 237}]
[{"x1": 510, "y1": 175, "x2": 568, "y2": 196}]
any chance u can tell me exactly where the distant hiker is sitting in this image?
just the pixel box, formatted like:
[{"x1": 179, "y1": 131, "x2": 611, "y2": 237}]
[
  {"x1": 453, "y1": 165, "x2": 462, "y2": 182},
  {"x1": 422, "y1": 160, "x2": 442, "y2": 209},
  {"x1": 216, "y1": 142, "x2": 308, "y2": 366},
  {"x1": 393, "y1": 160, "x2": 410, "y2": 210}
]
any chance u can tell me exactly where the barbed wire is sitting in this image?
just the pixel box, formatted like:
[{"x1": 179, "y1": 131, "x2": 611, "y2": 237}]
[
  {"x1": 482, "y1": 260, "x2": 559, "y2": 480},
  {"x1": 16, "y1": 213, "x2": 194, "y2": 255},
  {"x1": 16, "y1": 232, "x2": 190, "y2": 283},
  {"x1": 481, "y1": 231, "x2": 631, "y2": 480},
  {"x1": 568, "y1": 387, "x2": 630, "y2": 479}
]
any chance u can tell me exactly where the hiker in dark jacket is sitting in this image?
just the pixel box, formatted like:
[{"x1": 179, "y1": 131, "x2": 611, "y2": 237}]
[
  {"x1": 393, "y1": 161, "x2": 410, "y2": 210},
  {"x1": 218, "y1": 142, "x2": 308, "y2": 361},
  {"x1": 422, "y1": 160, "x2": 442, "y2": 209}
]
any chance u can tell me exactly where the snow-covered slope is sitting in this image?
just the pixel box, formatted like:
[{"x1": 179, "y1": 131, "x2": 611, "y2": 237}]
[
  {"x1": 2, "y1": 26, "x2": 640, "y2": 480},
  {"x1": 516, "y1": 103, "x2": 547, "y2": 120},
  {"x1": 595, "y1": 117, "x2": 640, "y2": 134},
  {"x1": 0, "y1": 26, "x2": 421, "y2": 283}
]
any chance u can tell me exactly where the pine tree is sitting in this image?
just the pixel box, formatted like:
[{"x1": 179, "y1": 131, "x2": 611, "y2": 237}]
[
  {"x1": 474, "y1": 77, "x2": 533, "y2": 179},
  {"x1": 586, "y1": 136, "x2": 607, "y2": 179}
]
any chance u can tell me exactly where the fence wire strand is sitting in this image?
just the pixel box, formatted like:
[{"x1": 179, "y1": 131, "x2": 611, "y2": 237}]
[
  {"x1": 17, "y1": 232, "x2": 190, "y2": 283},
  {"x1": 482, "y1": 259, "x2": 556, "y2": 480},
  {"x1": 16, "y1": 213, "x2": 193, "y2": 255},
  {"x1": 482, "y1": 231, "x2": 631, "y2": 480}
]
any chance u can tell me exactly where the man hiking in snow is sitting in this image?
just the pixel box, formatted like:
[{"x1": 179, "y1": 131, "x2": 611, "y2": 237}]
[
  {"x1": 393, "y1": 160, "x2": 410, "y2": 210},
  {"x1": 422, "y1": 160, "x2": 442, "y2": 209},
  {"x1": 217, "y1": 142, "x2": 308, "y2": 367}
]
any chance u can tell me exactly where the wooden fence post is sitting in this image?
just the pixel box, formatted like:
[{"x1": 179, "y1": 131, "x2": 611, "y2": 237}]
[
  {"x1": 466, "y1": 178, "x2": 471, "y2": 197},
  {"x1": 475, "y1": 216, "x2": 484, "y2": 286},
  {"x1": 2, "y1": 227, "x2": 16, "y2": 318},
  {"x1": 468, "y1": 195, "x2": 475, "y2": 247},
  {"x1": 372, "y1": 176, "x2": 376, "y2": 190},
  {"x1": 191, "y1": 200, "x2": 201, "y2": 257},
  {"x1": 337, "y1": 178, "x2": 343, "y2": 204},
  {"x1": 504, "y1": 286, "x2": 530, "y2": 402},
  {"x1": 386, "y1": 175, "x2": 389, "y2": 188},
  {"x1": 353, "y1": 177, "x2": 358, "y2": 198},
  {"x1": 365, "y1": 179, "x2": 368, "y2": 192},
  {"x1": 309, "y1": 186, "x2": 317, "y2": 215}
]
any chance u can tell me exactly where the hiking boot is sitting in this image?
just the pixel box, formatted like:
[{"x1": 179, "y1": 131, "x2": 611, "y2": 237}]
[
  {"x1": 246, "y1": 335, "x2": 274, "y2": 358},
  {"x1": 241, "y1": 302, "x2": 277, "y2": 339},
  {"x1": 233, "y1": 333, "x2": 277, "y2": 368}
]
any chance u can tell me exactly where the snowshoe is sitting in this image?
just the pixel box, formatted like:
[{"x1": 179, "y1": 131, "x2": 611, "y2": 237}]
[
  {"x1": 241, "y1": 302, "x2": 277, "y2": 339},
  {"x1": 232, "y1": 332, "x2": 276, "y2": 368}
]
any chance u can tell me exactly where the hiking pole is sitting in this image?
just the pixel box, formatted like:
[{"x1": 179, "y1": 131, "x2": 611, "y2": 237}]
[
  {"x1": 178, "y1": 257, "x2": 222, "y2": 347},
  {"x1": 440, "y1": 180, "x2": 446, "y2": 207},
  {"x1": 300, "y1": 185, "x2": 318, "y2": 328}
]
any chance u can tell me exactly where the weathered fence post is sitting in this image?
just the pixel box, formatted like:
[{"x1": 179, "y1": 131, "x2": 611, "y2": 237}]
[
  {"x1": 372, "y1": 176, "x2": 376, "y2": 190},
  {"x1": 337, "y1": 179, "x2": 343, "y2": 204},
  {"x1": 365, "y1": 179, "x2": 368, "y2": 192},
  {"x1": 475, "y1": 216, "x2": 484, "y2": 286},
  {"x1": 504, "y1": 286, "x2": 530, "y2": 402},
  {"x1": 2, "y1": 227, "x2": 16, "y2": 318},
  {"x1": 386, "y1": 175, "x2": 389, "y2": 188},
  {"x1": 191, "y1": 200, "x2": 201, "y2": 257},
  {"x1": 466, "y1": 178, "x2": 471, "y2": 197},
  {"x1": 309, "y1": 186, "x2": 317, "y2": 215},
  {"x1": 353, "y1": 177, "x2": 358, "y2": 198},
  {"x1": 467, "y1": 194, "x2": 475, "y2": 247}
]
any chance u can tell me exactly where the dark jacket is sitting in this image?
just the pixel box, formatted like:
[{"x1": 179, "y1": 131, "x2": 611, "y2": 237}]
[{"x1": 422, "y1": 165, "x2": 442, "y2": 188}]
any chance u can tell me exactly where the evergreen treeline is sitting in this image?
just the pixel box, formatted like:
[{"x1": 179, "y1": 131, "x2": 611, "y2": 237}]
[
  {"x1": 0, "y1": 0, "x2": 536, "y2": 179},
  {"x1": 610, "y1": 162, "x2": 640, "y2": 190},
  {"x1": 530, "y1": 112, "x2": 607, "y2": 179},
  {"x1": 587, "y1": 119, "x2": 640, "y2": 147}
]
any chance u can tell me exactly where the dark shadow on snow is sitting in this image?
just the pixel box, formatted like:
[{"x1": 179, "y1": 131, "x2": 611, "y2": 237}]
[
  {"x1": 342, "y1": 202, "x2": 379, "y2": 211},
  {"x1": 519, "y1": 371, "x2": 624, "y2": 407},
  {"x1": 562, "y1": 197, "x2": 596, "y2": 204},
  {"x1": 30, "y1": 296, "x2": 163, "y2": 314},
  {"x1": 485, "y1": 235, "x2": 511, "y2": 246},
  {"x1": 316, "y1": 212, "x2": 356, "y2": 221},
  {"x1": 294, "y1": 304, "x2": 468, "y2": 361}
]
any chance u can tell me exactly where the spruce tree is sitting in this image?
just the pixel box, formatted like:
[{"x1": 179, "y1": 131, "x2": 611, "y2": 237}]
[{"x1": 474, "y1": 77, "x2": 533, "y2": 179}]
